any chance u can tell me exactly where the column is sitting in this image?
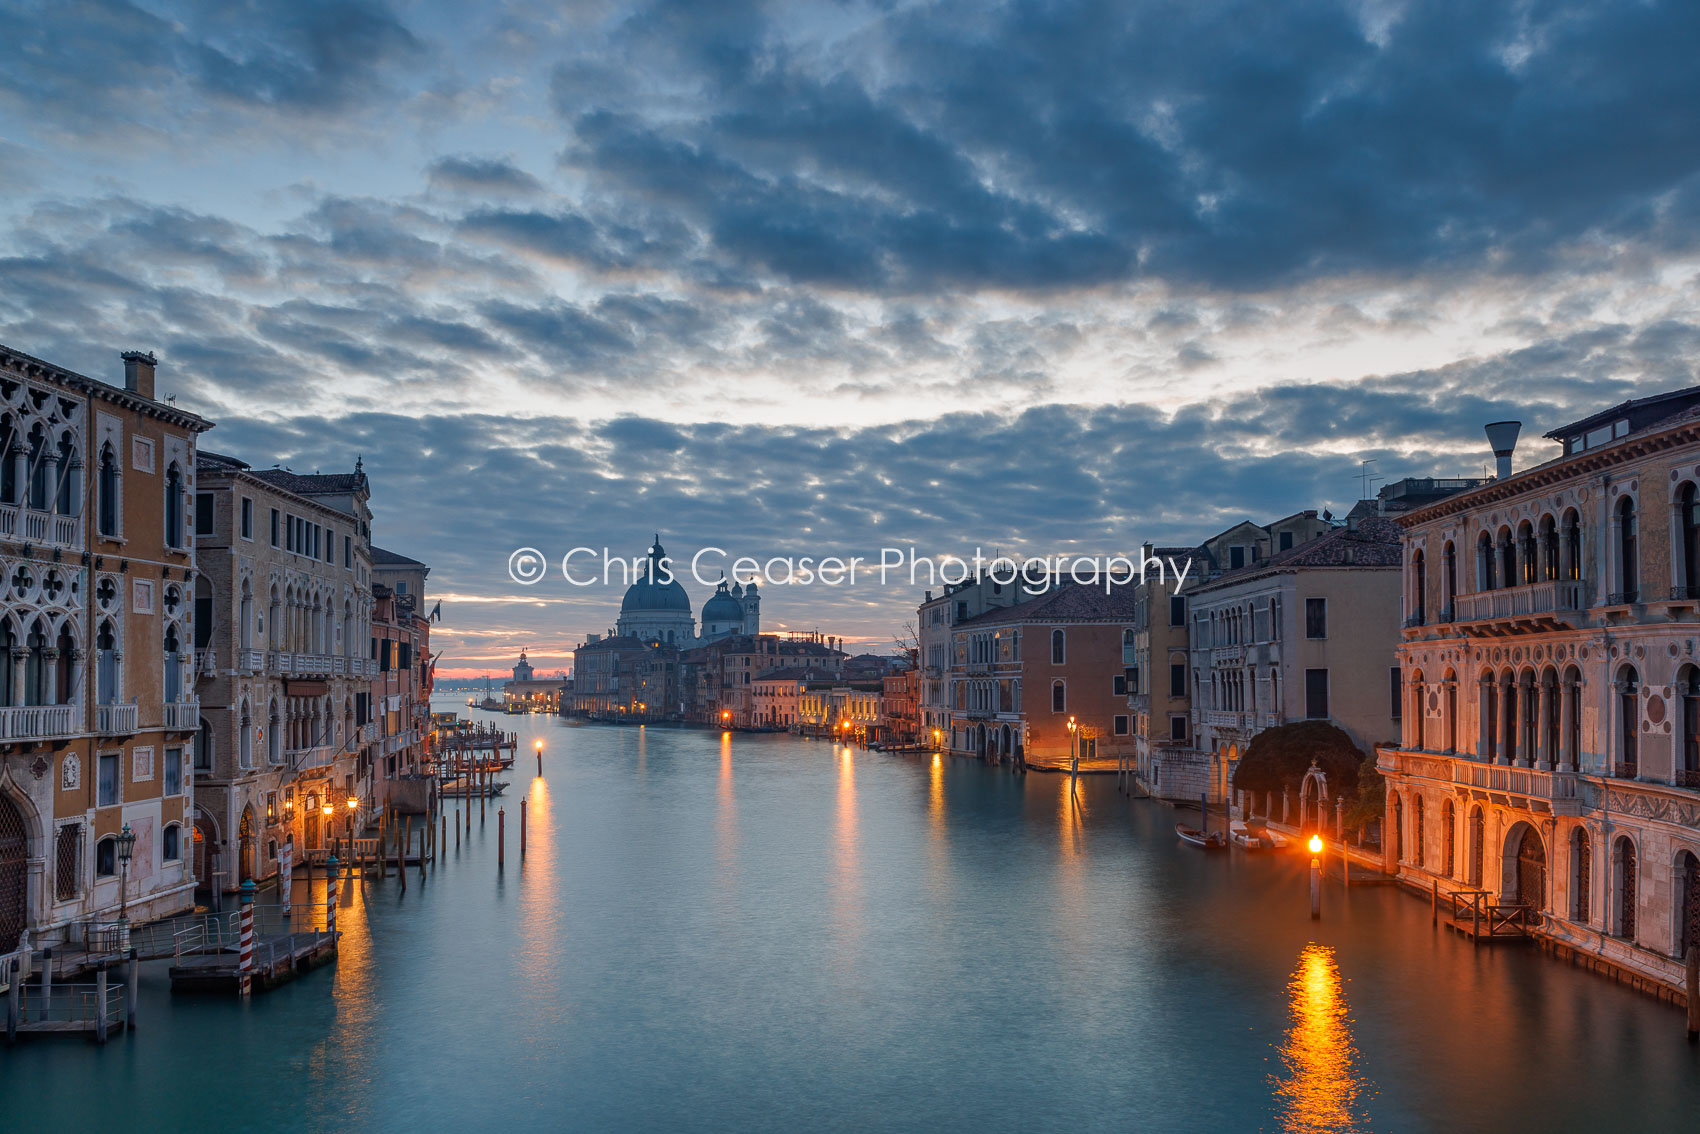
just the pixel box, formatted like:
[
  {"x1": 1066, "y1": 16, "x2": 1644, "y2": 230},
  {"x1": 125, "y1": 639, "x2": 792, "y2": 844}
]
[
  {"x1": 1515, "y1": 678, "x2": 1531, "y2": 768},
  {"x1": 1498, "y1": 675, "x2": 1515, "y2": 765},
  {"x1": 1478, "y1": 677, "x2": 1494, "y2": 761}
]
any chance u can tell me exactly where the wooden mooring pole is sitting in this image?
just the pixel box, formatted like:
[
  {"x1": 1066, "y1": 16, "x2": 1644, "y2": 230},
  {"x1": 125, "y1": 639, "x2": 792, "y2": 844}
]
[
  {"x1": 94, "y1": 963, "x2": 108, "y2": 1044},
  {"x1": 125, "y1": 949, "x2": 139, "y2": 1030},
  {"x1": 498, "y1": 806, "x2": 505, "y2": 869},
  {"x1": 520, "y1": 797, "x2": 527, "y2": 860}
]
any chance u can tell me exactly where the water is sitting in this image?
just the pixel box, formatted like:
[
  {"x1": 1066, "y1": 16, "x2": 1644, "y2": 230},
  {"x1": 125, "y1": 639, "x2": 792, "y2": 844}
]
[{"x1": 4, "y1": 700, "x2": 1698, "y2": 1132}]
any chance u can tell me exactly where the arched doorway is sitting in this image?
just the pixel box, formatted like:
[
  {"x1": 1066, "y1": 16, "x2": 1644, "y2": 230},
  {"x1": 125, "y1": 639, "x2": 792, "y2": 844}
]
[
  {"x1": 0, "y1": 793, "x2": 28, "y2": 953},
  {"x1": 1505, "y1": 822, "x2": 1546, "y2": 909},
  {"x1": 238, "y1": 806, "x2": 256, "y2": 884},
  {"x1": 193, "y1": 809, "x2": 219, "y2": 901}
]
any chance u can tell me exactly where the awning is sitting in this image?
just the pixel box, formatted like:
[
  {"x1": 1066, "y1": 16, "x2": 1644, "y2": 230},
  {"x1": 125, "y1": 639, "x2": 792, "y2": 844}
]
[{"x1": 285, "y1": 679, "x2": 330, "y2": 697}]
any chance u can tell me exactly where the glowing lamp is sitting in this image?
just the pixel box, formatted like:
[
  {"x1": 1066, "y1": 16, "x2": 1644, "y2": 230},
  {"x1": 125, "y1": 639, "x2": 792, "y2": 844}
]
[
  {"x1": 1308, "y1": 835, "x2": 1323, "y2": 855},
  {"x1": 347, "y1": 797, "x2": 359, "y2": 811}
]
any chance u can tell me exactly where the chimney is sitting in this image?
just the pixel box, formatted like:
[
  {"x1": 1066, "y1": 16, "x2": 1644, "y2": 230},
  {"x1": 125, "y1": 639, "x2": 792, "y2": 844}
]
[
  {"x1": 121, "y1": 350, "x2": 157, "y2": 399},
  {"x1": 1485, "y1": 421, "x2": 1522, "y2": 481}
]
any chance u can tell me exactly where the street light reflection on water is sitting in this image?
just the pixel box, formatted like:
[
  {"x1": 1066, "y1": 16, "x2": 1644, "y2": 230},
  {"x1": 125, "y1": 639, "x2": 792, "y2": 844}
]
[{"x1": 1273, "y1": 944, "x2": 1369, "y2": 1134}]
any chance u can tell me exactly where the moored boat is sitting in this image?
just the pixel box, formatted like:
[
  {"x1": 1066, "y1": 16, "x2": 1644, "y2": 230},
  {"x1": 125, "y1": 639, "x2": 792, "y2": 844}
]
[
  {"x1": 1228, "y1": 820, "x2": 1289, "y2": 850},
  {"x1": 1175, "y1": 823, "x2": 1226, "y2": 850}
]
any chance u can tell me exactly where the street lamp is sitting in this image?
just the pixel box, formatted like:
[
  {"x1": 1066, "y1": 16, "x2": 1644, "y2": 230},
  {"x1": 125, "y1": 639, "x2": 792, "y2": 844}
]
[
  {"x1": 1308, "y1": 834, "x2": 1324, "y2": 920},
  {"x1": 115, "y1": 822, "x2": 137, "y2": 928},
  {"x1": 1067, "y1": 716, "x2": 1079, "y2": 776}
]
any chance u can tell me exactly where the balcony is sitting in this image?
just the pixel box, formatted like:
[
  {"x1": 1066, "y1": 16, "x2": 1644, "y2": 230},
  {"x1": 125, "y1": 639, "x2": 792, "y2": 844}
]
[
  {"x1": 1204, "y1": 710, "x2": 1249, "y2": 731},
  {"x1": 238, "y1": 648, "x2": 265, "y2": 673},
  {"x1": 0, "y1": 704, "x2": 78, "y2": 740},
  {"x1": 0, "y1": 504, "x2": 81, "y2": 550},
  {"x1": 160, "y1": 700, "x2": 199, "y2": 732},
  {"x1": 1452, "y1": 759, "x2": 1581, "y2": 815},
  {"x1": 1451, "y1": 579, "x2": 1588, "y2": 633},
  {"x1": 95, "y1": 703, "x2": 139, "y2": 736},
  {"x1": 1678, "y1": 769, "x2": 1700, "y2": 790},
  {"x1": 288, "y1": 744, "x2": 336, "y2": 771}
]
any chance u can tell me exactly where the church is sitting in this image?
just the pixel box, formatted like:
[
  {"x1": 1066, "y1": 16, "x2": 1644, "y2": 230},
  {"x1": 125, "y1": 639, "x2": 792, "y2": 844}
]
[{"x1": 613, "y1": 536, "x2": 759, "y2": 646}]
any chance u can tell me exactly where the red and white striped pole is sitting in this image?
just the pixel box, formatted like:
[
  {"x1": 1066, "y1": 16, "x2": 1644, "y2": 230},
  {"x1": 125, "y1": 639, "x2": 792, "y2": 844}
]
[
  {"x1": 238, "y1": 878, "x2": 256, "y2": 998},
  {"x1": 325, "y1": 853, "x2": 339, "y2": 946}
]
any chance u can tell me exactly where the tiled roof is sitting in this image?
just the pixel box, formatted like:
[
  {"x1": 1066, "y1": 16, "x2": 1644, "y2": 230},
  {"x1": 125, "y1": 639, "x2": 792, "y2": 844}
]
[
  {"x1": 1196, "y1": 515, "x2": 1402, "y2": 589},
  {"x1": 371, "y1": 546, "x2": 427, "y2": 567},
  {"x1": 197, "y1": 450, "x2": 251, "y2": 472},
  {"x1": 954, "y1": 582, "x2": 1139, "y2": 627},
  {"x1": 250, "y1": 467, "x2": 368, "y2": 496}
]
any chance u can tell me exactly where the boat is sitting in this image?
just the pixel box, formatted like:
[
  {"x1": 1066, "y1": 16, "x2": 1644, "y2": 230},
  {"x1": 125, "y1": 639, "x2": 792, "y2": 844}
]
[
  {"x1": 1229, "y1": 820, "x2": 1289, "y2": 851},
  {"x1": 1175, "y1": 823, "x2": 1226, "y2": 850}
]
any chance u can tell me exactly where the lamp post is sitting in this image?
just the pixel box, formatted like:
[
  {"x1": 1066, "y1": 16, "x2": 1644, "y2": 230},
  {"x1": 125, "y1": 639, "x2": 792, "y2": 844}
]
[
  {"x1": 534, "y1": 737, "x2": 543, "y2": 776},
  {"x1": 115, "y1": 822, "x2": 137, "y2": 946},
  {"x1": 1309, "y1": 834, "x2": 1324, "y2": 920},
  {"x1": 1067, "y1": 716, "x2": 1079, "y2": 777},
  {"x1": 322, "y1": 801, "x2": 335, "y2": 862},
  {"x1": 345, "y1": 794, "x2": 359, "y2": 856}
]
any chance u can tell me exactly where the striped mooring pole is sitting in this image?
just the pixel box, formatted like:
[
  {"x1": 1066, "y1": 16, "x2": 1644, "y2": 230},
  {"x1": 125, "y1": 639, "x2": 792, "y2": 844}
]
[
  {"x1": 238, "y1": 878, "x2": 256, "y2": 999},
  {"x1": 326, "y1": 853, "x2": 339, "y2": 945}
]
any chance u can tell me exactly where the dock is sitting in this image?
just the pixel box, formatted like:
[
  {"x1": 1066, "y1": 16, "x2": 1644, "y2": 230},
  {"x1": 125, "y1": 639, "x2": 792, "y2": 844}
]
[
  {"x1": 1438, "y1": 887, "x2": 1534, "y2": 943},
  {"x1": 168, "y1": 930, "x2": 338, "y2": 994}
]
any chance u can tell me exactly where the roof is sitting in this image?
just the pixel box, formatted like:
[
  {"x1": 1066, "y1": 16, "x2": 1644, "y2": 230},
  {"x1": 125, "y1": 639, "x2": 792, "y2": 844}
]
[
  {"x1": 954, "y1": 582, "x2": 1139, "y2": 627},
  {"x1": 1544, "y1": 384, "x2": 1700, "y2": 441},
  {"x1": 753, "y1": 666, "x2": 838, "y2": 683},
  {"x1": 198, "y1": 450, "x2": 250, "y2": 472},
  {"x1": 371, "y1": 546, "x2": 427, "y2": 568},
  {"x1": 250, "y1": 467, "x2": 369, "y2": 497},
  {"x1": 1192, "y1": 515, "x2": 1403, "y2": 591}
]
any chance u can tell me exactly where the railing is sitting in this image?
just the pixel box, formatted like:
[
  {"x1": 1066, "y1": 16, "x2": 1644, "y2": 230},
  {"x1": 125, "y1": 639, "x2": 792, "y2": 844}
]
[
  {"x1": 1204, "y1": 710, "x2": 1248, "y2": 730},
  {"x1": 361, "y1": 721, "x2": 380, "y2": 743},
  {"x1": 1606, "y1": 590, "x2": 1639, "y2": 606},
  {"x1": 1454, "y1": 579, "x2": 1587, "y2": 622},
  {"x1": 161, "y1": 700, "x2": 199, "y2": 731},
  {"x1": 1401, "y1": 613, "x2": 1424, "y2": 629},
  {"x1": 95, "y1": 703, "x2": 139, "y2": 735},
  {"x1": 288, "y1": 744, "x2": 336, "y2": 771},
  {"x1": 1670, "y1": 586, "x2": 1700, "y2": 601},
  {"x1": 0, "y1": 505, "x2": 81, "y2": 548},
  {"x1": 1613, "y1": 762, "x2": 1638, "y2": 779},
  {"x1": 0, "y1": 704, "x2": 78, "y2": 740},
  {"x1": 239, "y1": 648, "x2": 265, "y2": 672},
  {"x1": 1453, "y1": 760, "x2": 1579, "y2": 803},
  {"x1": 1677, "y1": 769, "x2": 1700, "y2": 790}
]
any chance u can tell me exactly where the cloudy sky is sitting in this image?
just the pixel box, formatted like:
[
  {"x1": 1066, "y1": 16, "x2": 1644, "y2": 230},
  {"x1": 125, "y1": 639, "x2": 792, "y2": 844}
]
[{"x1": 3, "y1": 0, "x2": 1698, "y2": 676}]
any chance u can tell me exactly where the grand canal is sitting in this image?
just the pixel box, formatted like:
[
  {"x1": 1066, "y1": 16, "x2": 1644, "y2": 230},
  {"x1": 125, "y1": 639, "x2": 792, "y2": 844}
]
[{"x1": 4, "y1": 702, "x2": 1699, "y2": 1132}]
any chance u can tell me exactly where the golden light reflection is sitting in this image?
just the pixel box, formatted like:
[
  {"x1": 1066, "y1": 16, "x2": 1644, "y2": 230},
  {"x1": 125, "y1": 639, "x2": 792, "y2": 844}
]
[
  {"x1": 1272, "y1": 945, "x2": 1369, "y2": 1134},
  {"x1": 831, "y1": 741, "x2": 862, "y2": 956},
  {"x1": 516, "y1": 764, "x2": 557, "y2": 985},
  {"x1": 927, "y1": 751, "x2": 945, "y2": 832},
  {"x1": 716, "y1": 731, "x2": 738, "y2": 887}
]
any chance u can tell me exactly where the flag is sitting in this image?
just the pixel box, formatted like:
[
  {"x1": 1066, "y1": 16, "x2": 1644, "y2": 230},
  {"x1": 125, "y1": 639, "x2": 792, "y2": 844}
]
[{"x1": 429, "y1": 600, "x2": 442, "y2": 622}]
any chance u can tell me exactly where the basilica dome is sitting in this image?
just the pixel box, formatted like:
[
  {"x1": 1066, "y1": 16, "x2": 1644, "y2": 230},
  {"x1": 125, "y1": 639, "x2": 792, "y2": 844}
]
[
  {"x1": 700, "y1": 581, "x2": 743, "y2": 623},
  {"x1": 620, "y1": 539, "x2": 692, "y2": 613}
]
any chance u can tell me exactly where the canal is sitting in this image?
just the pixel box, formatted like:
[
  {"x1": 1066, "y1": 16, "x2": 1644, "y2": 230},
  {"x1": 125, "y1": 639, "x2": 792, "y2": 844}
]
[{"x1": 4, "y1": 701, "x2": 1698, "y2": 1132}]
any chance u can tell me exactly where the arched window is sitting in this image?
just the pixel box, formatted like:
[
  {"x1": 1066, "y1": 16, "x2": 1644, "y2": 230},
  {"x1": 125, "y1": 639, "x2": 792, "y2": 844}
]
[
  {"x1": 98, "y1": 443, "x2": 118, "y2": 536},
  {"x1": 1392, "y1": 794, "x2": 1404, "y2": 862},
  {"x1": 1051, "y1": 681, "x2": 1066, "y2": 713},
  {"x1": 1617, "y1": 665, "x2": 1640, "y2": 776},
  {"x1": 1562, "y1": 509, "x2": 1583, "y2": 581},
  {"x1": 1477, "y1": 531, "x2": 1496, "y2": 590},
  {"x1": 1615, "y1": 495, "x2": 1638, "y2": 602},
  {"x1": 24, "y1": 619, "x2": 48, "y2": 706},
  {"x1": 1411, "y1": 551, "x2": 1426, "y2": 625},
  {"x1": 95, "y1": 836, "x2": 117, "y2": 878},
  {"x1": 96, "y1": 620, "x2": 118, "y2": 704},
  {"x1": 1444, "y1": 673, "x2": 1458, "y2": 754},
  {"x1": 1614, "y1": 836, "x2": 1638, "y2": 940},
  {"x1": 1541, "y1": 669, "x2": 1559, "y2": 767},
  {"x1": 1410, "y1": 671, "x2": 1425, "y2": 749},
  {"x1": 165, "y1": 463, "x2": 184, "y2": 549},
  {"x1": 1564, "y1": 666, "x2": 1582, "y2": 768},
  {"x1": 1442, "y1": 799, "x2": 1456, "y2": 877},
  {"x1": 1517, "y1": 521, "x2": 1536, "y2": 585},
  {"x1": 163, "y1": 624, "x2": 182, "y2": 702},
  {"x1": 0, "y1": 413, "x2": 16, "y2": 504},
  {"x1": 163, "y1": 823, "x2": 181, "y2": 862},
  {"x1": 0, "y1": 621, "x2": 14, "y2": 708},
  {"x1": 239, "y1": 581, "x2": 253, "y2": 650},
  {"x1": 1050, "y1": 629, "x2": 1065, "y2": 665},
  {"x1": 1469, "y1": 805, "x2": 1485, "y2": 886},
  {"x1": 1682, "y1": 667, "x2": 1700, "y2": 788},
  {"x1": 1677, "y1": 851, "x2": 1699, "y2": 960},
  {"x1": 1571, "y1": 828, "x2": 1592, "y2": 924},
  {"x1": 55, "y1": 434, "x2": 77, "y2": 515},
  {"x1": 1498, "y1": 527, "x2": 1516, "y2": 591},
  {"x1": 26, "y1": 424, "x2": 46, "y2": 510},
  {"x1": 1685, "y1": 484, "x2": 1700, "y2": 599},
  {"x1": 1413, "y1": 795, "x2": 1425, "y2": 868},
  {"x1": 1481, "y1": 671, "x2": 1498, "y2": 763},
  {"x1": 1441, "y1": 541, "x2": 1456, "y2": 618},
  {"x1": 1539, "y1": 515, "x2": 1559, "y2": 581},
  {"x1": 1501, "y1": 671, "x2": 1518, "y2": 765},
  {"x1": 54, "y1": 622, "x2": 75, "y2": 705}
]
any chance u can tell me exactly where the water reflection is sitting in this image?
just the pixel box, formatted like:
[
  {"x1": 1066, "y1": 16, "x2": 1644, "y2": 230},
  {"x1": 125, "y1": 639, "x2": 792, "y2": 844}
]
[
  {"x1": 716, "y1": 733, "x2": 738, "y2": 891},
  {"x1": 831, "y1": 746, "x2": 862, "y2": 957},
  {"x1": 517, "y1": 776, "x2": 555, "y2": 984},
  {"x1": 1272, "y1": 944, "x2": 1370, "y2": 1134}
]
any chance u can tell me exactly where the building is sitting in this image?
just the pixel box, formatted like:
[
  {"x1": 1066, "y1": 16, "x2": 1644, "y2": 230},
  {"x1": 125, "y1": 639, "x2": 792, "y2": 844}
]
[
  {"x1": 1380, "y1": 395, "x2": 1700, "y2": 999},
  {"x1": 879, "y1": 667, "x2": 920, "y2": 747},
  {"x1": 946, "y1": 583, "x2": 1139, "y2": 769},
  {"x1": 569, "y1": 635, "x2": 681, "y2": 720},
  {"x1": 1127, "y1": 545, "x2": 1206, "y2": 797},
  {"x1": 613, "y1": 536, "x2": 760, "y2": 647},
  {"x1": 370, "y1": 581, "x2": 432, "y2": 810},
  {"x1": 917, "y1": 575, "x2": 1036, "y2": 740},
  {"x1": 683, "y1": 633, "x2": 845, "y2": 726},
  {"x1": 798, "y1": 678, "x2": 883, "y2": 740},
  {"x1": 371, "y1": 545, "x2": 429, "y2": 612},
  {"x1": 190, "y1": 451, "x2": 374, "y2": 893},
  {"x1": 502, "y1": 649, "x2": 565, "y2": 712},
  {"x1": 1, "y1": 344, "x2": 212, "y2": 958}
]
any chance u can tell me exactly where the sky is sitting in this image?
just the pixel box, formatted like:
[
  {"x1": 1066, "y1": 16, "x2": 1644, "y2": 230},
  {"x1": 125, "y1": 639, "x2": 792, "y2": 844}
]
[{"x1": 3, "y1": 0, "x2": 1699, "y2": 677}]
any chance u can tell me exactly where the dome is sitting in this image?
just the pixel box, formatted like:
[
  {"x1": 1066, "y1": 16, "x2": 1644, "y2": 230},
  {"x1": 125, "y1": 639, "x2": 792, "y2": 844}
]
[
  {"x1": 701, "y1": 581, "x2": 743, "y2": 622},
  {"x1": 620, "y1": 537, "x2": 692, "y2": 613}
]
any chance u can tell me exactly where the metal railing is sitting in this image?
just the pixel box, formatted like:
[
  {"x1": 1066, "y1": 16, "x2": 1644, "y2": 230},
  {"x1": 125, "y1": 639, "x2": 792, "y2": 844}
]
[{"x1": 161, "y1": 700, "x2": 199, "y2": 731}]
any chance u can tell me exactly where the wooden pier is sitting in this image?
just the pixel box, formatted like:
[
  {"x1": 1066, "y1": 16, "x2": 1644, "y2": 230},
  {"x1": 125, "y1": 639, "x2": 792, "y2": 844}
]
[
  {"x1": 5, "y1": 952, "x2": 136, "y2": 1044},
  {"x1": 1440, "y1": 888, "x2": 1534, "y2": 943},
  {"x1": 168, "y1": 930, "x2": 338, "y2": 994}
]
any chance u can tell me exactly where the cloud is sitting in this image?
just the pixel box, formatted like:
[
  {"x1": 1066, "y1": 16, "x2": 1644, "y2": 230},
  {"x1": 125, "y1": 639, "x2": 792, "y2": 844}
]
[{"x1": 426, "y1": 155, "x2": 546, "y2": 195}]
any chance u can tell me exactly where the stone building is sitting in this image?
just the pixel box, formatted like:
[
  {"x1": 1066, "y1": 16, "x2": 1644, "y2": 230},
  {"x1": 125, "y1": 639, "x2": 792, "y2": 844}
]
[
  {"x1": 191, "y1": 451, "x2": 374, "y2": 892},
  {"x1": 1, "y1": 344, "x2": 211, "y2": 958},
  {"x1": 1381, "y1": 394, "x2": 1700, "y2": 999},
  {"x1": 946, "y1": 583, "x2": 1139, "y2": 769},
  {"x1": 370, "y1": 581, "x2": 432, "y2": 809}
]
